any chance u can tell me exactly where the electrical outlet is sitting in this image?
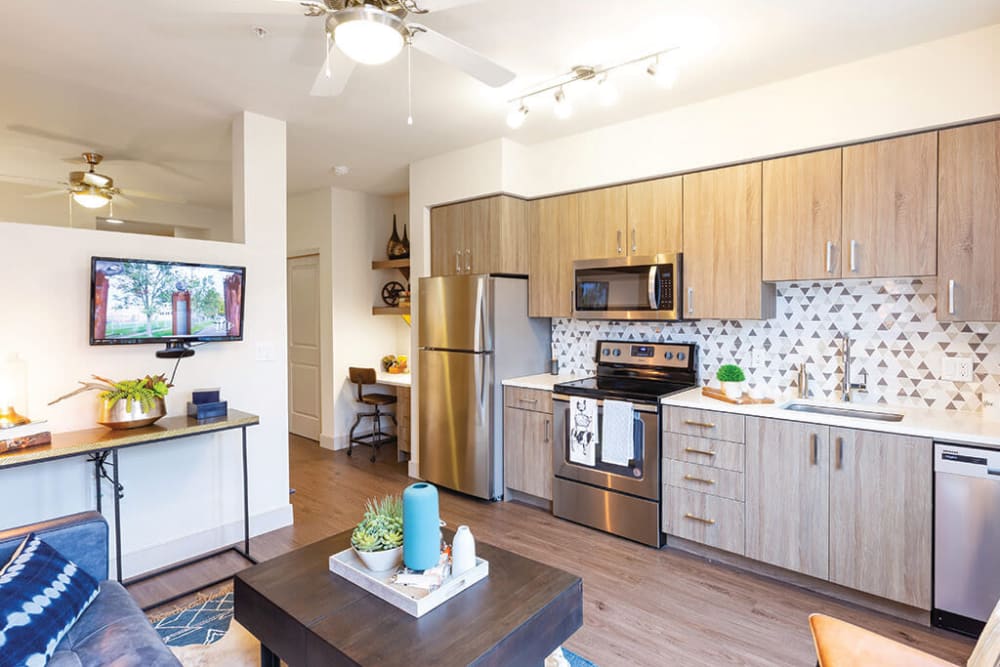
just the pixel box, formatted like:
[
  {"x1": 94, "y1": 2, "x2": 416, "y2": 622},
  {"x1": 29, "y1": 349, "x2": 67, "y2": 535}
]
[
  {"x1": 955, "y1": 356, "x2": 973, "y2": 382},
  {"x1": 751, "y1": 349, "x2": 765, "y2": 369},
  {"x1": 255, "y1": 342, "x2": 275, "y2": 362}
]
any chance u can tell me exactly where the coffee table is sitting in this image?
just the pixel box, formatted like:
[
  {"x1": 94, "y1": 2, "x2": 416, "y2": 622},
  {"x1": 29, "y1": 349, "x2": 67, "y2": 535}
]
[{"x1": 234, "y1": 529, "x2": 584, "y2": 666}]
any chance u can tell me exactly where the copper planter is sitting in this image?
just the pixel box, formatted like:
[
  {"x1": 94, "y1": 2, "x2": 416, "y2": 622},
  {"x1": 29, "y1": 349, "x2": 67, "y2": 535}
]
[{"x1": 97, "y1": 397, "x2": 166, "y2": 430}]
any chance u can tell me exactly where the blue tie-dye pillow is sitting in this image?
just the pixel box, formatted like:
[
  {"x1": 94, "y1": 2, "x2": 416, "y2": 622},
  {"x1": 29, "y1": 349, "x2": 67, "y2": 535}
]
[{"x1": 0, "y1": 533, "x2": 100, "y2": 667}]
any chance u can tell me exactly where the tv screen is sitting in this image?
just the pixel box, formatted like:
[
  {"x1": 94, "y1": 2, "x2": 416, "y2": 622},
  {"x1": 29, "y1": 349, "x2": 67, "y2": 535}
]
[{"x1": 91, "y1": 257, "x2": 246, "y2": 345}]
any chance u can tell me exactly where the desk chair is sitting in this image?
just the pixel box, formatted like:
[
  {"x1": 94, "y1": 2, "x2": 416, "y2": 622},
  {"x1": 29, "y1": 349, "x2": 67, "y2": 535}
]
[{"x1": 347, "y1": 367, "x2": 397, "y2": 462}]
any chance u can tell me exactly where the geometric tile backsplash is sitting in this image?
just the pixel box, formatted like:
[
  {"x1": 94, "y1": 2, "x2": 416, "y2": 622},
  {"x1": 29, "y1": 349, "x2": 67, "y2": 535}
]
[{"x1": 552, "y1": 278, "x2": 1000, "y2": 412}]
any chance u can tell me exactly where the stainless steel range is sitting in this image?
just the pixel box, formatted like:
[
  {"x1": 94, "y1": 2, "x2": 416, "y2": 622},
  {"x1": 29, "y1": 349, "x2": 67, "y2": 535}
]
[{"x1": 552, "y1": 340, "x2": 698, "y2": 547}]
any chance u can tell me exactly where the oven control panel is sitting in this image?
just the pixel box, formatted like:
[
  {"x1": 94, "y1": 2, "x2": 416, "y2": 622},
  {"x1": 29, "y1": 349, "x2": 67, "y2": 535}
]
[{"x1": 597, "y1": 340, "x2": 696, "y2": 369}]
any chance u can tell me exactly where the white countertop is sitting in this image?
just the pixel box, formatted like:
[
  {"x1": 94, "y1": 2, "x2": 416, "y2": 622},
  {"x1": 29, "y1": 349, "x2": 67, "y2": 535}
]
[
  {"x1": 502, "y1": 373, "x2": 581, "y2": 391},
  {"x1": 661, "y1": 387, "x2": 1000, "y2": 448},
  {"x1": 375, "y1": 371, "x2": 411, "y2": 388}
]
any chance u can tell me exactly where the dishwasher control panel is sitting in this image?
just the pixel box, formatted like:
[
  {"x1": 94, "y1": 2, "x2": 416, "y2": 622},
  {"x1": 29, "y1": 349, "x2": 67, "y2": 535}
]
[{"x1": 935, "y1": 442, "x2": 1000, "y2": 477}]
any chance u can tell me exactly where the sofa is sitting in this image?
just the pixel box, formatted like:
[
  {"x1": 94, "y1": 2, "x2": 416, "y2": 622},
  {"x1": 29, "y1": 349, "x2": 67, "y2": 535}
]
[{"x1": 0, "y1": 511, "x2": 180, "y2": 666}]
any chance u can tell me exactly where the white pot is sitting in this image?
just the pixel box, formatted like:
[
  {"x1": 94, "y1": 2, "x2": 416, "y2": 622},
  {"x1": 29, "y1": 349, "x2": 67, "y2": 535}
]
[
  {"x1": 721, "y1": 381, "x2": 743, "y2": 399},
  {"x1": 353, "y1": 545, "x2": 402, "y2": 572}
]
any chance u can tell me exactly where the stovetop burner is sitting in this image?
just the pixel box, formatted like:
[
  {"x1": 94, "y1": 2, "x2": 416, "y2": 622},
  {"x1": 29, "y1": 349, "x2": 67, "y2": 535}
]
[{"x1": 553, "y1": 377, "x2": 693, "y2": 404}]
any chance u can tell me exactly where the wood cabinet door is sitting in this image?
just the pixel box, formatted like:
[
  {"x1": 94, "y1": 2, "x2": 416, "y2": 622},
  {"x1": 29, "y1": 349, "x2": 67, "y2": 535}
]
[
  {"x1": 745, "y1": 418, "x2": 830, "y2": 579},
  {"x1": 430, "y1": 204, "x2": 465, "y2": 276},
  {"x1": 829, "y1": 428, "x2": 932, "y2": 609},
  {"x1": 576, "y1": 186, "x2": 627, "y2": 259},
  {"x1": 626, "y1": 176, "x2": 683, "y2": 256},
  {"x1": 396, "y1": 386, "x2": 411, "y2": 454},
  {"x1": 938, "y1": 120, "x2": 1000, "y2": 322},
  {"x1": 842, "y1": 133, "x2": 937, "y2": 279},
  {"x1": 491, "y1": 196, "x2": 530, "y2": 275},
  {"x1": 503, "y1": 406, "x2": 553, "y2": 500},
  {"x1": 460, "y1": 196, "x2": 496, "y2": 274},
  {"x1": 762, "y1": 149, "x2": 843, "y2": 281},
  {"x1": 683, "y1": 163, "x2": 770, "y2": 319},
  {"x1": 529, "y1": 194, "x2": 579, "y2": 317}
]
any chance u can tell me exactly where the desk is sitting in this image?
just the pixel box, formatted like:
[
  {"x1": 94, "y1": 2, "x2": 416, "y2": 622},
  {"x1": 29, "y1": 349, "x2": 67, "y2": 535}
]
[
  {"x1": 373, "y1": 373, "x2": 410, "y2": 457},
  {"x1": 0, "y1": 410, "x2": 259, "y2": 608},
  {"x1": 235, "y1": 528, "x2": 583, "y2": 666},
  {"x1": 374, "y1": 371, "x2": 410, "y2": 387}
]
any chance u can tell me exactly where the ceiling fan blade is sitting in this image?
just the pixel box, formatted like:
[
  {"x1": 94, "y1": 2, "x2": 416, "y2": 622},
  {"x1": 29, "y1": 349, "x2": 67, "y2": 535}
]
[
  {"x1": 310, "y1": 44, "x2": 357, "y2": 97},
  {"x1": 112, "y1": 194, "x2": 136, "y2": 208},
  {"x1": 118, "y1": 188, "x2": 188, "y2": 205},
  {"x1": 25, "y1": 189, "x2": 70, "y2": 200},
  {"x1": 7, "y1": 125, "x2": 113, "y2": 152},
  {"x1": 408, "y1": 24, "x2": 515, "y2": 88},
  {"x1": 0, "y1": 173, "x2": 63, "y2": 188},
  {"x1": 161, "y1": 0, "x2": 323, "y2": 14},
  {"x1": 406, "y1": 0, "x2": 481, "y2": 13}
]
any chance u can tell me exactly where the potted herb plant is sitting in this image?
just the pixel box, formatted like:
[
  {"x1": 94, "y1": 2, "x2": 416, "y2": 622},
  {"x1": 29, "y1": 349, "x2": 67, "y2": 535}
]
[
  {"x1": 716, "y1": 364, "x2": 747, "y2": 400},
  {"x1": 49, "y1": 374, "x2": 171, "y2": 430},
  {"x1": 351, "y1": 494, "x2": 404, "y2": 572}
]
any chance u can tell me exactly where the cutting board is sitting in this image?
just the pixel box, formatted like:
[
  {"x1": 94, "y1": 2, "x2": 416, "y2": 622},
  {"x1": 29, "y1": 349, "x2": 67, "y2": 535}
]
[{"x1": 701, "y1": 386, "x2": 774, "y2": 405}]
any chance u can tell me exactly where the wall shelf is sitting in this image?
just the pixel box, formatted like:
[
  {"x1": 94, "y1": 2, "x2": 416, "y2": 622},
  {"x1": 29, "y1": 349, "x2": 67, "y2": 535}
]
[
  {"x1": 372, "y1": 259, "x2": 410, "y2": 280},
  {"x1": 372, "y1": 305, "x2": 410, "y2": 316}
]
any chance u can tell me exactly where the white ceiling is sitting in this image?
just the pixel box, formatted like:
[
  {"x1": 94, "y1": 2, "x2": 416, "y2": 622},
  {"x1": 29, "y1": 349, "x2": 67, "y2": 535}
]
[{"x1": 1, "y1": 0, "x2": 998, "y2": 206}]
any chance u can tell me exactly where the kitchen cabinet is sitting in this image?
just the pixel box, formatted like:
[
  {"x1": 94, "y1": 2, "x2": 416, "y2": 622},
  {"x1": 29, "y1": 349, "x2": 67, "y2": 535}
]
[
  {"x1": 529, "y1": 193, "x2": 579, "y2": 318},
  {"x1": 576, "y1": 186, "x2": 628, "y2": 260},
  {"x1": 745, "y1": 418, "x2": 830, "y2": 579},
  {"x1": 842, "y1": 132, "x2": 937, "y2": 279},
  {"x1": 503, "y1": 388, "x2": 553, "y2": 501},
  {"x1": 396, "y1": 386, "x2": 411, "y2": 456},
  {"x1": 683, "y1": 163, "x2": 774, "y2": 320},
  {"x1": 626, "y1": 176, "x2": 683, "y2": 257},
  {"x1": 429, "y1": 195, "x2": 530, "y2": 277},
  {"x1": 938, "y1": 120, "x2": 1000, "y2": 322},
  {"x1": 762, "y1": 149, "x2": 843, "y2": 281},
  {"x1": 828, "y1": 429, "x2": 932, "y2": 609}
]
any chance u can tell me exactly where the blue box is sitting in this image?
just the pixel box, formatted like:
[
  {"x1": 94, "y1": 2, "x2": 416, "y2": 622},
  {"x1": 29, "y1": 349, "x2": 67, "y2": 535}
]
[
  {"x1": 188, "y1": 400, "x2": 228, "y2": 420},
  {"x1": 192, "y1": 388, "x2": 222, "y2": 405}
]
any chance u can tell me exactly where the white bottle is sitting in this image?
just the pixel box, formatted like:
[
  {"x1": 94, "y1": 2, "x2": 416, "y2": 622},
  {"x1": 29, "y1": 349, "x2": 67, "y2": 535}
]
[{"x1": 452, "y1": 525, "x2": 476, "y2": 576}]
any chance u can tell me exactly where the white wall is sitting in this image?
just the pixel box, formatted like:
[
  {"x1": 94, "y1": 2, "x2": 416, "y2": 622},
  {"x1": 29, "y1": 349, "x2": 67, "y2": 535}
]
[
  {"x1": 0, "y1": 111, "x2": 291, "y2": 577},
  {"x1": 406, "y1": 23, "x2": 1000, "y2": 477}
]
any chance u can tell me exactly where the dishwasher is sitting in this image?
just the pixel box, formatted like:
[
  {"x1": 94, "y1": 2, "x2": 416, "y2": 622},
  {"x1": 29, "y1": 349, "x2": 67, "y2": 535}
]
[{"x1": 934, "y1": 442, "x2": 1000, "y2": 636}]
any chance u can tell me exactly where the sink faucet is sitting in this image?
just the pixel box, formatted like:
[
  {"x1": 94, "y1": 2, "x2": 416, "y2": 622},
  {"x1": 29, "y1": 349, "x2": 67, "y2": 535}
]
[{"x1": 840, "y1": 332, "x2": 868, "y2": 402}]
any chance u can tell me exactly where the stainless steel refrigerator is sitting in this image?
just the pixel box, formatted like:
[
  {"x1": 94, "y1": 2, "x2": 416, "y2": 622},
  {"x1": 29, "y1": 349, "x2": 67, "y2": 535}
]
[{"x1": 418, "y1": 275, "x2": 551, "y2": 500}]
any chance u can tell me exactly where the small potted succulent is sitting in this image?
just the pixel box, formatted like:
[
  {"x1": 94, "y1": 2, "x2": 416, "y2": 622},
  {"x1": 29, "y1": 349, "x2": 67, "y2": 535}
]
[
  {"x1": 351, "y1": 494, "x2": 404, "y2": 572},
  {"x1": 49, "y1": 374, "x2": 171, "y2": 429},
  {"x1": 716, "y1": 364, "x2": 747, "y2": 400}
]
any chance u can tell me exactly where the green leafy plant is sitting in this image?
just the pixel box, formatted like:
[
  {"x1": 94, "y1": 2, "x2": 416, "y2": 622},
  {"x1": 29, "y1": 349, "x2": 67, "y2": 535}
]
[
  {"x1": 716, "y1": 364, "x2": 746, "y2": 383},
  {"x1": 351, "y1": 495, "x2": 404, "y2": 553},
  {"x1": 48, "y1": 374, "x2": 171, "y2": 412}
]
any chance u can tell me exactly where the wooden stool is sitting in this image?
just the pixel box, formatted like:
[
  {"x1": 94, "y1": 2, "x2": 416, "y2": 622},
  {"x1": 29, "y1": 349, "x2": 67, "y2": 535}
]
[{"x1": 347, "y1": 367, "x2": 397, "y2": 462}]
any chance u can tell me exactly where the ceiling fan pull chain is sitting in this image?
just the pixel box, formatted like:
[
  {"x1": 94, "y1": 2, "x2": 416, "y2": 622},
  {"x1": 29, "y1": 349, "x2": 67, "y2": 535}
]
[
  {"x1": 324, "y1": 32, "x2": 332, "y2": 78},
  {"x1": 407, "y1": 37, "x2": 414, "y2": 126}
]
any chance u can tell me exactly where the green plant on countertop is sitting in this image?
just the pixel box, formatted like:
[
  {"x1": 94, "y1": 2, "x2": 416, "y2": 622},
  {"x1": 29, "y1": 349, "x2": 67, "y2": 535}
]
[
  {"x1": 48, "y1": 374, "x2": 171, "y2": 412},
  {"x1": 351, "y1": 494, "x2": 404, "y2": 552},
  {"x1": 716, "y1": 364, "x2": 746, "y2": 383}
]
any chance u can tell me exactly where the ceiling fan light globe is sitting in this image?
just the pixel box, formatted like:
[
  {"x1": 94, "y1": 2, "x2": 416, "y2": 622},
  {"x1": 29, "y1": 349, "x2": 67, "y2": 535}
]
[
  {"x1": 73, "y1": 189, "x2": 110, "y2": 209},
  {"x1": 329, "y1": 7, "x2": 406, "y2": 66}
]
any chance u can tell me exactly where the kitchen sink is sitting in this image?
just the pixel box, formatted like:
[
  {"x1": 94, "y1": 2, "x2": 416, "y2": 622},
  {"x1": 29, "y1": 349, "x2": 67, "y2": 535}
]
[{"x1": 781, "y1": 402, "x2": 904, "y2": 422}]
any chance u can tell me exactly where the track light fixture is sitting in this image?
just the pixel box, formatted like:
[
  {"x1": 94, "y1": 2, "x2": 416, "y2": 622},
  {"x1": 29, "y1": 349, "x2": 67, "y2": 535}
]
[{"x1": 505, "y1": 46, "x2": 680, "y2": 129}]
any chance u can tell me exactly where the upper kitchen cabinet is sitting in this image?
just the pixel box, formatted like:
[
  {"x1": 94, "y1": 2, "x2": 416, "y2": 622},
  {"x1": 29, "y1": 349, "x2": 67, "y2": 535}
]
[
  {"x1": 529, "y1": 193, "x2": 580, "y2": 318},
  {"x1": 429, "y1": 195, "x2": 530, "y2": 277},
  {"x1": 762, "y1": 149, "x2": 843, "y2": 281},
  {"x1": 683, "y1": 163, "x2": 775, "y2": 320},
  {"x1": 842, "y1": 132, "x2": 937, "y2": 279},
  {"x1": 576, "y1": 186, "x2": 628, "y2": 260},
  {"x1": 938, "y1": 120, "x2": 1000, "y2": 322},
  {"x1": 626, "y1": 176, "x2": 683, "y2": 257}
]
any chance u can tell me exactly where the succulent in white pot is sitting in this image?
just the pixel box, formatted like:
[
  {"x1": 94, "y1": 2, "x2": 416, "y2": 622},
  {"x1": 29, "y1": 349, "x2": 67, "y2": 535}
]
[
  {"x1": 351, "y1": 495, "x2": 404, "y2": 572},
  {"x1": 716, "y1": 364, "x2": 747, "y2": 400}
]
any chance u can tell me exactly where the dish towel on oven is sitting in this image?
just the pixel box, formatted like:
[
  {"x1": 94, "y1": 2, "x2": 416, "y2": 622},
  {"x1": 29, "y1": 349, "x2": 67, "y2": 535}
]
[
  {"x1": 601, "y1": 400, "x2": 634, "y2": 466},
  {"x1": 569, "y1": 397, "x2": 598, "y2": 467}
]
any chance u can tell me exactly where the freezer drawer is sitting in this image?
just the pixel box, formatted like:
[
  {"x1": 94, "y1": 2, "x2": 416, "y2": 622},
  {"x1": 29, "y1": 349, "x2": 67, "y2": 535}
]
[
  {"x1": 418, "y1": 275, "x2": 492, "y2": 352},
  {"x1": 418, "y1": 349, "x2": 497, "y2": 499}
]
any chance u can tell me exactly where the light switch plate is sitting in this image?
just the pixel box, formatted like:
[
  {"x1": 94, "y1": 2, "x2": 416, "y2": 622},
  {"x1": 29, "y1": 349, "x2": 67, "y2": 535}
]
[{"x1": 255, "y1": 342, "x2": 276, "y2": 362}]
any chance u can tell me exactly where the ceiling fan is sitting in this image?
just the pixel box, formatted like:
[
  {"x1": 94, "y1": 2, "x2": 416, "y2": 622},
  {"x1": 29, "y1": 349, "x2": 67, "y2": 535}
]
[{"x1": 272, "y1": 0, "x2": 516, "y2": 97}]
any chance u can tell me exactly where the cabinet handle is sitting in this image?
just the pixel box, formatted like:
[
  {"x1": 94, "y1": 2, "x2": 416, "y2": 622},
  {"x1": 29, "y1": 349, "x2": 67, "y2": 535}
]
[
  {"x1": 683, "y1": 419, "x2": 716, "y2": 429},
  {"x1": 684, "y1": 474, "x2": 716, "y2": 485},
  {"x1": 825, "y1": 241, "x2": 833, "y2": 274},
  {"x1": 684, "y1": 447, "x2": 716, "y2": 457},
  {"x1": 850, "y1": 239, "x2": 858, "y2": 273},
  {"x1": 616, "y1": 229, "x2": 623, "y2": 255},
  {"x1": 465, "y1": 249, "x2": 471, "y2": 272},
  {"x1": 684, "y1": 513, "x2": 716, "y2": 525},
  {"x1": 544, "y1": 419, "x2": 550, "y2": 443},
  {"x1": 810, "y1": 433, "x2": 818, "y2": 465},
  {"x1": 455, "y1": 250, "x2": 461, "y2": 273},
  {"x1": 835, "y1": 436, "x2": 843, "y2": 469},
  {"x1": 948, "y1": 279, "x2": 956, "y2": 315},
  {"x1": 518, "y1": 398, "x2": 538, "y2": 405},
  {"x1": 687, "y1": 287, "x2": 694, "y2": 315},
  {"x1": 631, "y1": 227, "x2": 637, "y2": 253}
]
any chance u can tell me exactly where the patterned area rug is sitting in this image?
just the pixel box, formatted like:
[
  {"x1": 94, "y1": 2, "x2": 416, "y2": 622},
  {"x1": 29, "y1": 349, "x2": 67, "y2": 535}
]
[{"x1": 152, "y1": 589, "x2": 597, "y2": 666}]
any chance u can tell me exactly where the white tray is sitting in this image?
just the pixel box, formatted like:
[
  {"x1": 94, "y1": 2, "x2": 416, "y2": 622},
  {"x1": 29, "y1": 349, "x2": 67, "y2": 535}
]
[{"x1": 328, "y1": 548, "x2": 489, "y2": 618}]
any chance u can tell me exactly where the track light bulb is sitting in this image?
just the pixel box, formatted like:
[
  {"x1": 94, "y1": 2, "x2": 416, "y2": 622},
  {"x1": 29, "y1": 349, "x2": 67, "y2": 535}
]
[
  {"x1": 506, "y1": 101, "x2": 529, "y2": 129},
  {"x1": 597, "y1": 74, "x2": 619, "y2": 107},
  {"x1": 647, "y1": 55, "x2": 679, "y2": 89},
  {"x1": 553, "y1": 88, "x2": 572, "y2": 119}
]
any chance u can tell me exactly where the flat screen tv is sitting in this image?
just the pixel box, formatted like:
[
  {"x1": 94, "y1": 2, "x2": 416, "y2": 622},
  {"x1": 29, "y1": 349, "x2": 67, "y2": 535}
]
[{"x1": 90, "y1": 256, "x2": 246, "y2": 347}]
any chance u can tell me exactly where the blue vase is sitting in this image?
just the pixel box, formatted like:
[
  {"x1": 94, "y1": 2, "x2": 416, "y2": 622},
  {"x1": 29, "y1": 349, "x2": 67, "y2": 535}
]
[{"x1": 403, "y1": 482, "x2": 440, "y2": 571}]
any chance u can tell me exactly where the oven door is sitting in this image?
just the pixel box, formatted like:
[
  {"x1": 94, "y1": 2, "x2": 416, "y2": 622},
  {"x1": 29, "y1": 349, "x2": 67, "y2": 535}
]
[
  {"x1": 572, "y1": 253, "x2": 682, "y2": 321},
  {"x1": 552, "y1": 395, "x2": 659, "y2": 500}
]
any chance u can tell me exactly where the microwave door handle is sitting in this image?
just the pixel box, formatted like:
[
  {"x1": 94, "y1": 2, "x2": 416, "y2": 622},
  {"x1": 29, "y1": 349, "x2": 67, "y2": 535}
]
[{"x1": 648, "y1": 266, "x2": 658, "y2": 309}]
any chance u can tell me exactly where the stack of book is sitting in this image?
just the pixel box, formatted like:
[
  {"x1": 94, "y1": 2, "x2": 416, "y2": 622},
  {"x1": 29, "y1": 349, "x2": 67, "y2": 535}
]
[
  {"x1": 0, "y1": 421, "x2": 51, "y2": 454},
  {"x1": 187, "y1": 388, "x2": 228, "y2": 421}
]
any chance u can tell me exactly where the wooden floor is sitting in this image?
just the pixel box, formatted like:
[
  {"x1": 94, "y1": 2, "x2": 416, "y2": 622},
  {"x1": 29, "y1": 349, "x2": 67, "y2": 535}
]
[{"x1": 143, "y1": 434, "x2": 974, "y2": 666}]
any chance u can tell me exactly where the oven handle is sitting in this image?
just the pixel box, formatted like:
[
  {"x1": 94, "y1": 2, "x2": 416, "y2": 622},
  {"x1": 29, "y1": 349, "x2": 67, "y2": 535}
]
[
  {"x1": 648, "y1": 266, "x2": 658, "y2": 310},
  {"x1": 552, "y1": 395, "x2": 658, "y2": 413}
]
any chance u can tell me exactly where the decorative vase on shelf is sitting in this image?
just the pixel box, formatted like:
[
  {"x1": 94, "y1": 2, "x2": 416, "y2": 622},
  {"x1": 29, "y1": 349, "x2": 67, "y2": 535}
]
[
  {"x1": 400, "y1": 223, "x2": 410, "y2": 259},
  {"x1": 452, "y1": 525, "x2": 476, "y2": 576},
  {"x1": 387, "y1": 214, "x2": 407, "y2": 260},
  {"x1": 402, "y1": 482, "x2": 440, "y2": 571}
]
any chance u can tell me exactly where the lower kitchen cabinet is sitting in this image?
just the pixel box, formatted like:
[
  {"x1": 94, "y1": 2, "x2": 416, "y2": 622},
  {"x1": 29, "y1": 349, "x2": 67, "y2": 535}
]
[
  {"x1": 829, "y1": 428, "x2": 932, "y2": 609},
  {"x1": 503, "y1": 400, "x2": 553, "y2": 501},
  {"x1": 745, "y1": 418, "x2": 830, "y2": 580},
  {"x1": 664, "y1": 486, "x2": 745, "y2": 555}
]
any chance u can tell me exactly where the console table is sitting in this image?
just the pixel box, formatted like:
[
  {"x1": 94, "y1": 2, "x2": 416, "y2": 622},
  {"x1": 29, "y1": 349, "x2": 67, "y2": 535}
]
[{"x1": 0, "y1": 410, "x2": 260, "y2": 608}]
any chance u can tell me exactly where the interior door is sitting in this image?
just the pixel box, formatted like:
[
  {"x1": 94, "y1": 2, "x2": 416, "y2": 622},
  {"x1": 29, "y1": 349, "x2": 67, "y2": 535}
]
[{"x1": 287, "y1": 254, "x2": 321, "y2": 440}]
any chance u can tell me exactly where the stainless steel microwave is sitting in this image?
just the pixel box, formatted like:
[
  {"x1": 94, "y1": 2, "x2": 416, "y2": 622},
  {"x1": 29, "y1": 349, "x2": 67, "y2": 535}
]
[{"x1": 573, "y1": 253, "x2": 683, "y2": 321}]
